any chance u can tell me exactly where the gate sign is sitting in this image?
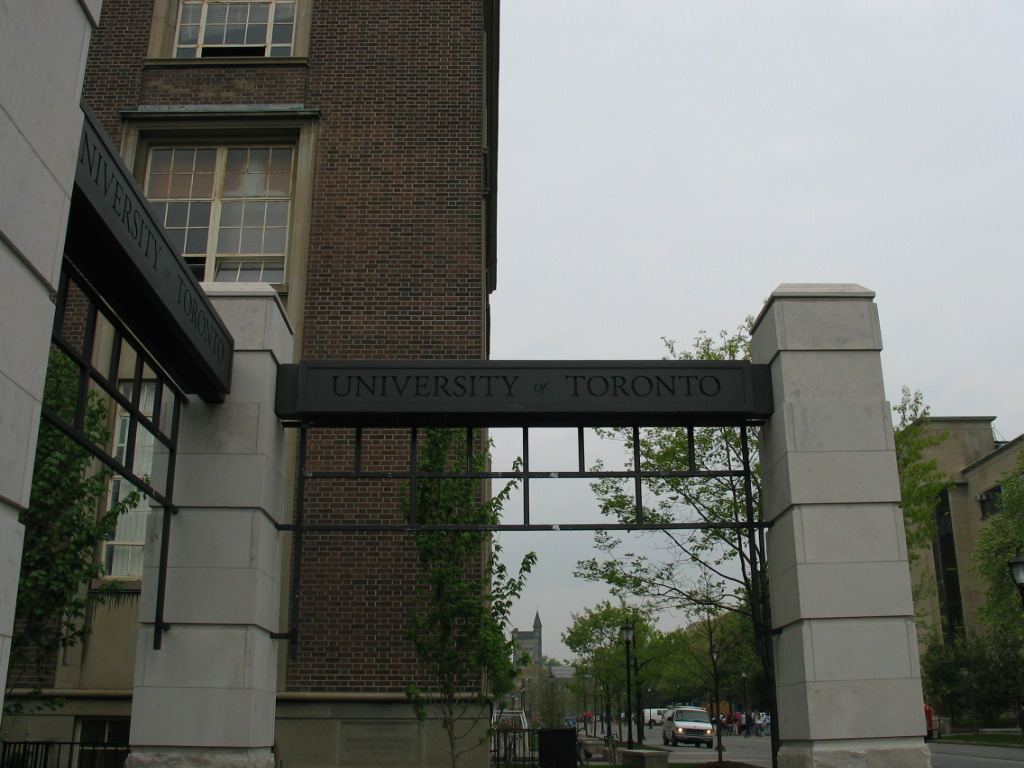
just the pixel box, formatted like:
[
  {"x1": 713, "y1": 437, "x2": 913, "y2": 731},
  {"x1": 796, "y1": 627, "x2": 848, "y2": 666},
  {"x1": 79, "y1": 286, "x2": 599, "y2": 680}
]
[
  {"x1": 68, "y1": 103, "x2": 233, "y2": 401},
  {"x1": 275, "y1": 360, "x2": 773, "y2": 427}
]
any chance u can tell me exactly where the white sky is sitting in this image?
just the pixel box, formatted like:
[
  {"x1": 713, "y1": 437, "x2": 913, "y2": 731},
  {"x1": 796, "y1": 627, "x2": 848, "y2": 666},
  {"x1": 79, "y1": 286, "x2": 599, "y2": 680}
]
[{"x1": 489, "y1": 1, "x2": 1024, "y2": 661}]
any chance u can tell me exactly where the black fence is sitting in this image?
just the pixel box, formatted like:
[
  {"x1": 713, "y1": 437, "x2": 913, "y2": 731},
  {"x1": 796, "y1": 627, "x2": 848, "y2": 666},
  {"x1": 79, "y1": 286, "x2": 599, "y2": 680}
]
[
  {"x1": 491, "y1": 728, "x2": 582, "y2": 768},
  {"x1": 492, "y1": 728, "x2": 536, "y2": 767},
  {"x1": 0, "y1": 742, "x2": 129, "y2": 768}
]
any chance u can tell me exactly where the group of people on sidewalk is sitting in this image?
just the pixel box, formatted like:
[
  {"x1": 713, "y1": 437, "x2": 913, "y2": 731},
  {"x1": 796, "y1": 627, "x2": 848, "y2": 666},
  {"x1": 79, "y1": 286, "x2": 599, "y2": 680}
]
[{"x1": 717, "y1": 710, "x2": 770, "y2": 737}]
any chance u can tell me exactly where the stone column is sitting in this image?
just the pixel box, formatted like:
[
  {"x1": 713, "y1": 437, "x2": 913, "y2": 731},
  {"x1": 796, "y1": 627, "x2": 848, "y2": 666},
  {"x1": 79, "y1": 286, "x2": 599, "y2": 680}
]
[
  {"x1": 750, "y1": 284, "x2": 931, "y2": 768},
  {"x1": 0, "y1": 0, "x2": 103, "y2": 714},
  {"x1": 128, "y1": 285, "x2": 293, "y2": 768}
]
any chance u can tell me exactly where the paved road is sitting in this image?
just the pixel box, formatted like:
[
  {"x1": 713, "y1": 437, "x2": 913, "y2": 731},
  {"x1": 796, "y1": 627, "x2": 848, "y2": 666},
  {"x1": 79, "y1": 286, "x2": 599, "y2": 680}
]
[
  {"x1": 663, "y1": 734, "x2": 771, "y2": 766},
  {"x1": 929, "y1": 740, "x2": 1024, "y2": 768},
  {"x1": 648, "y1": 727, "x2": 1024, "y2": 768}
]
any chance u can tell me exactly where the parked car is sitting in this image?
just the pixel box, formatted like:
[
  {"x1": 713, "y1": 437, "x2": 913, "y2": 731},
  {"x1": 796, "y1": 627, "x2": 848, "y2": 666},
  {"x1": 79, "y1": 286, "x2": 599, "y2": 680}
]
[
  {"x1": 662, "y1": 706, "x2": 714, "y2": 748},
  {"x1": 642, "y1": 708, "x2": 668, "y2": 726}
]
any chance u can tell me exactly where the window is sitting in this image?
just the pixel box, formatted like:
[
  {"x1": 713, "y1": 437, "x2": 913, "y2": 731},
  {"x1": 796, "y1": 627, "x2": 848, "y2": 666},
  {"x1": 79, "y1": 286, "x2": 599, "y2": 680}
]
[
  {"x1": 79, "y1": 718, "x2": 131, "y2": 745},
  {"x1": 932, "y1": 491, "x2": 964, "y2": 641},
  {"x1": 144, "y1": 145, "x2": 294, "y2": 284},
  {"x1": 175, "y1": 0, "x2": 296, "y2": 58},
  {"x1": 976, "y1": 485, "x2": 1002, "y2": 519},
  {"x1": 104, "y1": 382, "x2": 157, "y2": 579},
  {"x1": 77, "y1": 719, "x2": 130, "y2": 768}
]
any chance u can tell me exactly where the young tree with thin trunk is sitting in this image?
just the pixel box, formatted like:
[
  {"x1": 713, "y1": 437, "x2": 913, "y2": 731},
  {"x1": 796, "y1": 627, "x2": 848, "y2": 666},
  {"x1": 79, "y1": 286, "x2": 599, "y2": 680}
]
[
  {"x1": 6, "y1": 352, "x2": 140, "y2": 715},
  {"x1": 405, "y1": 428, "x2": 536, "y2": 768}
]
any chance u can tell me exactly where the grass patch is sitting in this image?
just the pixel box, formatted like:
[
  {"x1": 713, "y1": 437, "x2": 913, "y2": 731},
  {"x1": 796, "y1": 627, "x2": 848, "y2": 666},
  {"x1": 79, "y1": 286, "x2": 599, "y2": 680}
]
[{"x1": 943, "y1": 732, "x2": 1024, "y2": 747}]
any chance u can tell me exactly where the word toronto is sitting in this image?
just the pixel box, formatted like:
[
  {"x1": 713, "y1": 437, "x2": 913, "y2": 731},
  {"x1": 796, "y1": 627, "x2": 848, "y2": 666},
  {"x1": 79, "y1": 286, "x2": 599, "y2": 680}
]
[
  {"x1": 176, "y1": 276, "x2": 229, "y2": 364},
  {"x1": 76, "y1": 114, "x2": 232, "y2": 388},
  {"x1": 331, "y1": 373, "x2": 724, "y2": 399}
]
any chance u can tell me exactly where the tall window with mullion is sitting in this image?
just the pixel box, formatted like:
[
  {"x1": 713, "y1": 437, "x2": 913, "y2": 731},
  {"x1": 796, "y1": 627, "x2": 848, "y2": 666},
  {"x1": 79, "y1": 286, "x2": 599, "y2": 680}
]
[
  {"x1": 176, "y1": 0, "x2": 296, "y2": 58},
  {"x1": 145, "y1": 145, "x2": 294, "y2": 284},
  {"x1": 105, "y1": 382, "x2": 157, "y2": 579}
]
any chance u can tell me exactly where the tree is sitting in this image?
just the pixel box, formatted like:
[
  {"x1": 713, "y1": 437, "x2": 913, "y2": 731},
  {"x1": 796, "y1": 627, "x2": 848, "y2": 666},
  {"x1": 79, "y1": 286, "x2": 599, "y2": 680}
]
[
  {"x1": 573, "y1": 325, "x2": 777, "y2": 751},
  {"x1": 893, "y1": 387, "x2": 954, "y2": 560},
  {"x1": 678, "y1": 588, "x2": 747, "y2": 762},
  {"x1": 562, "y1": 601, "x2": 656, "y2": 741},
  {"x1": 648, "y1": 629, "x2": 704, "y2": 706},
  {"x1": 920, "y1": 628, "x2": 1023, "y2": 727},
  {"x1": 6, "y1": 351, "x2": 141, "y2": 715},
  {"x1": 919, "y1": 447, "x2": 1024, "y2": 726},
  {"x1": 575, "y1": 326, "x2": 950, "y2": 765},
  {"x1": 405, "y1": 427, "x2": 536, "y2": 768},
  {"x1": 575, "y1": 324, "x2": 762, "y2": 620},
  {"x1": 972, "y1": 448, "x2": 1024, "y2": 637}
]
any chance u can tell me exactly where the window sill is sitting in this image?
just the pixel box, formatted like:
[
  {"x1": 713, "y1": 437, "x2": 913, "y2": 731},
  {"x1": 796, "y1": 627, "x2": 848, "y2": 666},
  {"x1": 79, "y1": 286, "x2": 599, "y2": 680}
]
[
  {"x1": 122, "y1": 103, "x2": 320, "y2": 120},
  {"x1": 90, "y1": 578, "x2": 143, "y2": 592},
  {"x1": 143, "y1": 57, "x2": 309, "y2": 70}
]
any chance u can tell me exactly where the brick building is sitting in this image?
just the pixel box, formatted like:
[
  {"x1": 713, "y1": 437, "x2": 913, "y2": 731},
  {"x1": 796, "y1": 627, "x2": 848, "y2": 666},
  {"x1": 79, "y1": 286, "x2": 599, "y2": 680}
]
[
  {"x1": 511, "y1": 611, "x2": 543, "y2": 666},
  {"x1": 909, "y1": 418, "x2": 1024, "y2": 644},
  {"x1": 2, "y1": 1, "x2": 500, "y2": 766}
]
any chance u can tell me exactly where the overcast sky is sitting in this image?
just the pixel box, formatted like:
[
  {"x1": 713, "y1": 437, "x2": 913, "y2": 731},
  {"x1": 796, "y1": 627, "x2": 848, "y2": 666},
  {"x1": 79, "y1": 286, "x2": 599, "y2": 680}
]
[{"x1": 487, "y1": 1, "x2": 1024, "y2": 661}]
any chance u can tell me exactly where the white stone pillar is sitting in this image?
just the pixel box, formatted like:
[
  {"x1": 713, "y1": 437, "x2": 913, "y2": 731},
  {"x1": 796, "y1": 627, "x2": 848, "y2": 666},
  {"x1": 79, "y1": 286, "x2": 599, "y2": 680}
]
[
  {"x1": 128, "y1": 285, "x2": 293, "y2": 768},
  {"x1": 0, "y1": 0, "x2": 104, "y2": 714},
  {"x1": 750, "y1": 284, "x2": 931, "y2": 768}
]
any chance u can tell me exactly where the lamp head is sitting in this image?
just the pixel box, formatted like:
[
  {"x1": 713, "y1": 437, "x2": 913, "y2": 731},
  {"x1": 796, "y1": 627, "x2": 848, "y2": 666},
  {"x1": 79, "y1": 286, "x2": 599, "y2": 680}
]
[
  {"x1": 1008, "y1": 555, "x2": 1024, "y2": 595},
  {"x1": 620, "y1": 623, "x2": 634, "y2": 644}
]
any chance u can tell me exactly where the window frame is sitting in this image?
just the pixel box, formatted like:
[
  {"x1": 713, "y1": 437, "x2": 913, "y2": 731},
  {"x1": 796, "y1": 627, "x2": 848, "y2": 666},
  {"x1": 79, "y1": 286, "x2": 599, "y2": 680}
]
[
  {"x1": 121, "y1": 114, "x2": 315, "y2": 314},
  {"x1": 147, "y1": 0, "x2": 310, "y2": 60},
  {"x1": 174, "y1": 0, "x2": 297, "y2": 59},
  {"x1": 143, "y1": 144, "x2": 296, "y2": 285},
  {"x1": 103, "y1": 380, "x2": 158, "y2": 580},
  {"x1": 976, "y1": 484, "x2": 1002, "y2": 519}
]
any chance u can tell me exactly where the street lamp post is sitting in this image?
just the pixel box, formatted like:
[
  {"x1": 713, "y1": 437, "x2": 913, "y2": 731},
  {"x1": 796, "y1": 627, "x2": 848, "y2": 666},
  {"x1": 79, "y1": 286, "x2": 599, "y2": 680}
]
[
  {"x1": 1008, "y1": 555, "x2": 1024, "y2": 610},
  {"x1": 711, "y1": 647, "x2": 724, "y2": 764},
  {"x1": 634, "y1": 656, "x2": 644, "y2": 745},
  {"x1": 741, "y1": 670, "x2": 748, "y2": 733},
  {"x1": 621, "y1": 624, "x2": 634, "y2": 750}
]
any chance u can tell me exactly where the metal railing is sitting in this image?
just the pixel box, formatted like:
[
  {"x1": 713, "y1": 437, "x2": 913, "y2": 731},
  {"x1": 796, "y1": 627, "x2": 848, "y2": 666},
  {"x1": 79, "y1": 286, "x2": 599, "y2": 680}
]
[
  {"x1": 490, "y1": 728, "x2": 536, "y2": 767},
  {"x1": 0, "y1": 742, "x2": 129, "y2": 768}
]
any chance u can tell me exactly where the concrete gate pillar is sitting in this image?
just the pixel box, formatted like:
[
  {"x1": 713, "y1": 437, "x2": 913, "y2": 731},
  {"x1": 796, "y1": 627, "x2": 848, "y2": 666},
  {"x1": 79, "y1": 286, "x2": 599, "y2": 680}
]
[
  {"x1": 127, "y1": 285, "x2": 293, "y2": 768},
  {"x1": 750, "y1": 285, "x2": 931, "y2": 768},
  {"x1": 0, "y1": 0, "x2": 103, "y2": 715}
]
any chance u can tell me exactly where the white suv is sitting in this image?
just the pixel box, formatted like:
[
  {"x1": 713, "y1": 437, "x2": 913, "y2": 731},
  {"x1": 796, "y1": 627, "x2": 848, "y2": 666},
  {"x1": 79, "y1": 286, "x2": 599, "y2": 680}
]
[{"x1": 662, "y1": 706, "x2": 714, "y2": 749}]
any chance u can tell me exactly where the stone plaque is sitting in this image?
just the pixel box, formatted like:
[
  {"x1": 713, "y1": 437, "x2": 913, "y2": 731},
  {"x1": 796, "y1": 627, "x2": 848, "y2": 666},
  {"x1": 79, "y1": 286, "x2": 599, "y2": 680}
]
[{"x1": 339, "y1": 722, "x2": 420, "y2": 766}]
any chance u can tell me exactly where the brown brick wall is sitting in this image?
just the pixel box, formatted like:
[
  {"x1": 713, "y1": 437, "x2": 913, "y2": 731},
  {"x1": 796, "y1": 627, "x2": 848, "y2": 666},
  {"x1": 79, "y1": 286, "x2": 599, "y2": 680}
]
[
  {"x1": 82, "y1": 0, "x2": 153, "y2": 141},
  {"x1": 81, "y1": 0, "x2": 493, "y2": 695},
  {"x1": 138, "y1": 62, "x2": 309, "y2": 107},
  {"x1": 302, "y1": 0, "x2": 488, "y2": 362}
]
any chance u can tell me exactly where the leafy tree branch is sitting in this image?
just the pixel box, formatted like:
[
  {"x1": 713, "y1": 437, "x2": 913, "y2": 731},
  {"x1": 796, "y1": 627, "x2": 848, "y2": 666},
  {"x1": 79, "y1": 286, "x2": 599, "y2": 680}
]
[
  {"x1": 6, "y1": 351, "x2": 141, "y2": 716},
  {"x1": 405, "y1": 428, "x2": 535, "y2": 768}
]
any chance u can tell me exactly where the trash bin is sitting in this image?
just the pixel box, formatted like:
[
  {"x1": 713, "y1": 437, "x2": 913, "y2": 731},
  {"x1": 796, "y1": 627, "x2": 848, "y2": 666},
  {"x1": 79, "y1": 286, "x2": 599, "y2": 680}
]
[{"x1": 538, "y1": 728, "x2": 576, "y2": 768}]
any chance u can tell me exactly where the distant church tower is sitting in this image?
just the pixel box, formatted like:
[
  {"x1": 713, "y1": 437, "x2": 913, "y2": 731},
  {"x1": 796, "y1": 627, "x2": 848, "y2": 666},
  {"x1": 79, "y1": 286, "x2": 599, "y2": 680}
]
[{"x1": 511, "y1": 611, "x2": 543, "y2": 665}]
